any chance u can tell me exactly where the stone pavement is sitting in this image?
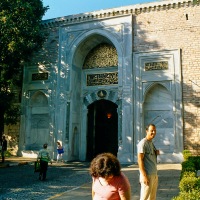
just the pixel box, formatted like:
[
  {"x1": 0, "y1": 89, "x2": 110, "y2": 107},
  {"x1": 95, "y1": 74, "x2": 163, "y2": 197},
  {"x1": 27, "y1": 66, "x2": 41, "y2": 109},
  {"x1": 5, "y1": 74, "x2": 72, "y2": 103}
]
[
  {"x1": 0, "y1": 156, "x2": 36, "y2": 167},
  {"x1": 0, "y1": 157, "x2": 182, "y2": 200},
  {"x1": 48, "y1": 163, "x2": 181, "y2": 200}
]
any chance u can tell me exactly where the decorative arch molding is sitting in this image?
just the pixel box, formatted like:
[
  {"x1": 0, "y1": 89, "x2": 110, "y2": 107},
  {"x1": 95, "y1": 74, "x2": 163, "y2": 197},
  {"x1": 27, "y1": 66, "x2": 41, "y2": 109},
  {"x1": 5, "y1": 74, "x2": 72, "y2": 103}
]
[
  {"x1": 30, "y1": 91, "x2": 48, "y2": 107},
  {"x1": 83, "y1": 90, "x2": 119, "y2": 107},
  {"x1": 65, "y1": 28, "x2": 124, "y2": 66},
  {"x1": 29, "y1": 90, "x2": 50, "y2": 115},
  {"x1": 143, "y1": 81, "x2": 172, "y2": 102}
]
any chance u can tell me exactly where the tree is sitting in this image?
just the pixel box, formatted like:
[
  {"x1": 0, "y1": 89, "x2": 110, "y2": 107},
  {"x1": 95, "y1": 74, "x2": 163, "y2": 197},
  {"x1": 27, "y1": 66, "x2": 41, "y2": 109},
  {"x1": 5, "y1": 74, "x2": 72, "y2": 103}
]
[
  {"x1": 193, "y1": 0, "x2": 200, "y2": 5},
  {"x1": 0, "y1": 0, "x2": 48, "y2": 138}
]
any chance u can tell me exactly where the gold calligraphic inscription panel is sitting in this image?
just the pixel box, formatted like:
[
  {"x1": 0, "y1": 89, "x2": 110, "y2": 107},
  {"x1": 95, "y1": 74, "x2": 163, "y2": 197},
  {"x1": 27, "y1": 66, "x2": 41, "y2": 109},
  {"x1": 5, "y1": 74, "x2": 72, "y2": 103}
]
[
  {"x1": 145, "y1": 61, "x2": 168, "y2": 71},
  {"x1": 87, "y1": 72, "x2": 118, "y2": 86},
  {"x1": 32, "y1": 73, "x2": 48, "y2": 81},
  {"x1": 83, "y1": 43, "x2": 118, "y2": 69}
]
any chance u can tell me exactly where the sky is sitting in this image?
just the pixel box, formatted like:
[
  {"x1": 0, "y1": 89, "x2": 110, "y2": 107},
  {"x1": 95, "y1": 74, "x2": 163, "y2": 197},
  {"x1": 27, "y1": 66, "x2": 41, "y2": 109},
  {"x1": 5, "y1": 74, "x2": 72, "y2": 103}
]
[{"x1": 42, "y1": 0, "x2": 156, "y2": 20}]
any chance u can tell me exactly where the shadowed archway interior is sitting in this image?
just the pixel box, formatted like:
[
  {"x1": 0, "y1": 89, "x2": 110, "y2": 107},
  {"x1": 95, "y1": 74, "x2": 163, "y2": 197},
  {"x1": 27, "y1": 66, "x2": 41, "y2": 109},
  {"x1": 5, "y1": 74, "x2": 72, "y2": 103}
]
[{"x1": 86, "y1": 99, "x2": 118, "y2": 161}]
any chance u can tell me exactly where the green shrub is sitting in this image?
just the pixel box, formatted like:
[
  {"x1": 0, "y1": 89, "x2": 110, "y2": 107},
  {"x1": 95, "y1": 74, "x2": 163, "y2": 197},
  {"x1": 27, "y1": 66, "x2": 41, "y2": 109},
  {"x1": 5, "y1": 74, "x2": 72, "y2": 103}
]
[
  {"x1": 179, "y1": 176, "x2": 200, "y2": 192},
  {"x1": 5, "y1": 150, "x2": 12, "y2": 157},
  {"x1": 172, "y1": 189, "x2": 200, "y2": 200},
  {"x1": 181, "y1": 161, "x2": 196, "y2": 174},
  {"x1": 180, "y1": 171, "x2": 196, "y2": 180},
  {"x1": 196, "y1": 177, "x2": 200, "y2": 187},
  {"x1": 188, "y1": 156, "x2": 200, "y2": 170},
  {"x1": 182, "y1": 160, "x2": 195, "y2": 168},
  {"x1": 183, "y1": 150, "x2": 192, "y2": 161},
  {"x1": 173, "y1": 154, "x2": 200, "y2": 200}
]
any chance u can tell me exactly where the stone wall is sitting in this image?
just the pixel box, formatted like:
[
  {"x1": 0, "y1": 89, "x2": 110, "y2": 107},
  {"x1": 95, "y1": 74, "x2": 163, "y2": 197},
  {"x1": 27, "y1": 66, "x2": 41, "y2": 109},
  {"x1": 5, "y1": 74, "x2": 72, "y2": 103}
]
[
  {"x1": 133, "y1": 5, "x2": 200, "y2": 155},
  {"x1": 31, "y1": 26, "x2": 59, "y2": 66},
  {"x1": 4, "y1": 123, "x2": 20, "y2": 155}
]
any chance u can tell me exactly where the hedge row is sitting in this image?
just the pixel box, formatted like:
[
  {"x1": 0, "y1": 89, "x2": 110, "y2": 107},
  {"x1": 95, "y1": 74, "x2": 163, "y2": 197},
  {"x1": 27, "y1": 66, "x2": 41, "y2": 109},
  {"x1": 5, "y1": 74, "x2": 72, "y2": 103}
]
[{"x1": 172, "y1": 150, "x2": 200, "y2": 200}]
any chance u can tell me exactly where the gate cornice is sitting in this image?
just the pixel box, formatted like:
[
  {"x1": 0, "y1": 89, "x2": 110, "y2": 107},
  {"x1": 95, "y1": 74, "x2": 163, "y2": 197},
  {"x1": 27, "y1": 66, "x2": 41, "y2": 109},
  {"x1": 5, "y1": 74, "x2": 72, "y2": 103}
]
[
  {"x1": 83, "y1": 89, "x2": 119, "y2": 107},
  {"x1": 42, "y1": 0, "x2": 195, "y2": 28}
]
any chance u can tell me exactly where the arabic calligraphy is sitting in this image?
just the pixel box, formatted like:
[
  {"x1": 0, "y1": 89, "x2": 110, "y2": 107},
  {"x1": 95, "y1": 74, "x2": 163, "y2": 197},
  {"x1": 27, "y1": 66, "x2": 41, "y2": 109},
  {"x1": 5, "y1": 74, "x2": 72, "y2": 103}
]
[
  {"x1": 32, "y1": 73, "x2": 48, "y2": 81},
  {"x1": 87, "y1": 72, "x2": 118, "y2": 86},
  {"x1": 145, "y1": 61, "x2": 168, "y2": 71}
]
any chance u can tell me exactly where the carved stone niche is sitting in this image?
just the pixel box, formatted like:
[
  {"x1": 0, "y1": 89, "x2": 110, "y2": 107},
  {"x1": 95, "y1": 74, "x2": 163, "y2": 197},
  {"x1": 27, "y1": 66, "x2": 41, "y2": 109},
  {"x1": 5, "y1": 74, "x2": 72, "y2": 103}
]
[{"x1": 30, "y1": 91, "x2": 49, "y2": 114}]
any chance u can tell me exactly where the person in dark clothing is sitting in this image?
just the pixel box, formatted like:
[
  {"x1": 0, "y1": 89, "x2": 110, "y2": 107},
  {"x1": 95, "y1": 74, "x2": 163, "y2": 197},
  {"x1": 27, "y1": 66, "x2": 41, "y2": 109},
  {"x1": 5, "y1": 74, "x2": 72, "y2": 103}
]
[
  {"x1": 37, "y1": 143, "x2": 52, "y2": 181},
  {"x1": 1, "y1": 136, "x2": 7, "y2": 163}
]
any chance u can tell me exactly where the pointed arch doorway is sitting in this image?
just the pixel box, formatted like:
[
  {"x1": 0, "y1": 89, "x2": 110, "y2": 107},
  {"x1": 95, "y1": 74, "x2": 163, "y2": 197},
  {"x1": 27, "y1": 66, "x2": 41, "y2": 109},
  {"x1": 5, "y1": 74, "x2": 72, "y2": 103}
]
[{"x1": 86, "y1": 99, "x2": 118, "y2": 161}]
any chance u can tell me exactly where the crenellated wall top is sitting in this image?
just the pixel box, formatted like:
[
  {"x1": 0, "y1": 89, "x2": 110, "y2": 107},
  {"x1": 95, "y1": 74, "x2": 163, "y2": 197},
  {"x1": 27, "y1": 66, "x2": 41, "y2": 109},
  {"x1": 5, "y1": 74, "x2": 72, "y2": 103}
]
[{"x1": 42, "y1": 0, "x2": 198, "y2": 27}]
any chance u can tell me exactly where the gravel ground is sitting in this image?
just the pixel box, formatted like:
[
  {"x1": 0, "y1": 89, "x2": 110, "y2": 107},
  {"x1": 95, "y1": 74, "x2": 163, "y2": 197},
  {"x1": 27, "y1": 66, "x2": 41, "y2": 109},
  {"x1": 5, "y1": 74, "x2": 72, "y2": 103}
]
[{"x1": 0, "y1": 162, "x2": 91, "y2": 200}]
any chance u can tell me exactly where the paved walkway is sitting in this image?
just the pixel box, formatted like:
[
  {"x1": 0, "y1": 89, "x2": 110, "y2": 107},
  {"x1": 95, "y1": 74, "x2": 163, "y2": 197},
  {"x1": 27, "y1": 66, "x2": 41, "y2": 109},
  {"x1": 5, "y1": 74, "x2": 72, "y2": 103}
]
[
  {"x1": 48, "y1": 164, "x2": 181, "y2": 200},
  {"x1": 1, "y1": 157, "x2": 181, "y2": 200},
  {"x1": 0, "y1": 156, "x2": 36, "y2": 167}
]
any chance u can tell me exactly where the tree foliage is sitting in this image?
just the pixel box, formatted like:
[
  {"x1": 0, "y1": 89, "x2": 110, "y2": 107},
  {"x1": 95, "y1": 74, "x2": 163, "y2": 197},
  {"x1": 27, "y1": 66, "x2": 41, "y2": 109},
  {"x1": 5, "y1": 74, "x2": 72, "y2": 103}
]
[
  {"x1": 0, "y1": 0, "x2": 48, "y2": 136},
  {"x1": 193, "y1": 0, "x2": 200, "y2": 5}
]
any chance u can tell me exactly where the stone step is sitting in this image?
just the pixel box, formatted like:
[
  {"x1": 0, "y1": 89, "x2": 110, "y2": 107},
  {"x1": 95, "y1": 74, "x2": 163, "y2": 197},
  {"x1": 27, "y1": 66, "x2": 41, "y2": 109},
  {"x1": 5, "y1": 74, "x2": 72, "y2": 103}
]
[{"x1": 21, "y1": 150, "x2": 38, "y2": 158}]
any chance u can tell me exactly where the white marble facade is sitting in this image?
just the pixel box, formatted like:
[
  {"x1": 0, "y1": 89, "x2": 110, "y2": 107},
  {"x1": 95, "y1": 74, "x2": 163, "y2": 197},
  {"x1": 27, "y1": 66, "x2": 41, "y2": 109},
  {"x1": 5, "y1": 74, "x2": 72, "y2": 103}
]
[
  {"x1": 134, "y1": 50, "x2": 183, "y2": 163},
  {"x1": 19, "y1": 11, "x2": 183, "y2": 163}
]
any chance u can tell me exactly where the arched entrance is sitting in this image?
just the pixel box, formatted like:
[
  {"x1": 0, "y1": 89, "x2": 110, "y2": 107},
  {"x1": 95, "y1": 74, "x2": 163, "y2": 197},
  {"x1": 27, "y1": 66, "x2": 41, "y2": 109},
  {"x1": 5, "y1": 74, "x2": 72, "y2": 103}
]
[{"x1": 86, "y1": 99, "x2": 118, "y2": 160}]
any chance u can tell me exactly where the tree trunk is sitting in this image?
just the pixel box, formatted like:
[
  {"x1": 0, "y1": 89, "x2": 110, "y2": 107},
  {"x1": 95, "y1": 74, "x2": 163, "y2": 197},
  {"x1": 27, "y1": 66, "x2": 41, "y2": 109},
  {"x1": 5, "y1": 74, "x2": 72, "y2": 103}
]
[{"x1": 0, "y1": 109, "x2": 5, "y2": 138}]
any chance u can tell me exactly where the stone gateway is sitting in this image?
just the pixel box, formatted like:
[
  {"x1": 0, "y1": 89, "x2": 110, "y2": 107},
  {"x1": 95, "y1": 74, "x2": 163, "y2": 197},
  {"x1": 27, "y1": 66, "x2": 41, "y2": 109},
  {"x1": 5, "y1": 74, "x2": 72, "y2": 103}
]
[{"x1": 17, "y1": 0, "x2": 200, "y2": 163}]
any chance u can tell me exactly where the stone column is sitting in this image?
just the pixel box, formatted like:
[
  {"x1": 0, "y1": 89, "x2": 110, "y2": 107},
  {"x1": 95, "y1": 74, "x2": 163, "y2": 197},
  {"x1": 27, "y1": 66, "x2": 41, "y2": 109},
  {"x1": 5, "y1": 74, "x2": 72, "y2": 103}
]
[{"x1": 80, "y1": 105, "x2": 88, "y2": 161}]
